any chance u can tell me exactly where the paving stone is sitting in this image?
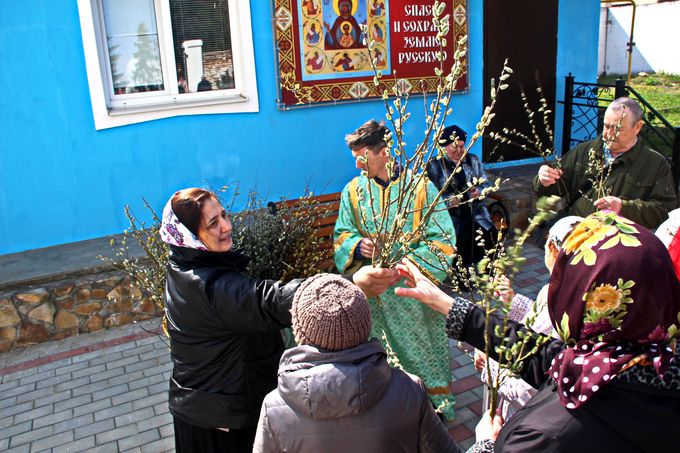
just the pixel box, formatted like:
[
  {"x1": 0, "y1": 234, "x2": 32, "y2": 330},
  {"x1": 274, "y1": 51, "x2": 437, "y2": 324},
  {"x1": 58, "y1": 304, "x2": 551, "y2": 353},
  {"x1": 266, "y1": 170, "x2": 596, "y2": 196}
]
[
  {"x1": 452, "y1": 406, "x2": 479, "y2": 425},
  {"x1": 89, "y1": 366, "x2": 126, "y2": 383},
  {"x1": 140, "y1": 362, "x2": 172, "y2": 379},
  {"x1": 92, "y1": 383, "x2": 129, "y2": 400},
  {"x1": 135, "y1": 336, "x2": 161, "y2": 347},
  {"x1": 54, "y1": 375, "x2": 90, "y2": 392},
  {"x1": 90, "y1": 350, "x2": 123, "y2": 364},
  {"x1": 95, "y1": 423, "x2": 139, "y2": 444},
  {"x1": 114, "y1": 407, "x2": 154, "y2": 428},
  {"x1": 147, "y1": 381, "x2": 168, "y2": 396},
  {"x1": 72, "y1": 377, "x2": 102, "y2": 396},
  {"x1": 95, "y1": 341, "x2": 136, "y2": 357},
  {"x1": 123, "y1": 343, "x2": 154, "y2": 358},
  {"x1": 0, "y1": 414, "x2": 12, "y2": 429},
  {"x1": 54, "y1": 393, "x2": 93, "y2": 412},
  {"x1": 124, "y1": 357, "x2": 164, "y2": 374},
  {"x1": 112, "y1": 387, "x2": 149, "y2": 406},
  {"x1": 36, "y1": 371, "x2": 75, "y2": 389},
  {"x1": 34, "y1": 389, "x2": 72, "y2": 407},
  {"x1": 0, "y1": 401, "x2": 33, "y2": 419},
  {"x1": 29, "y1": 430, "x2": 74, "y2": 451},
  {"x1": 127, "y1": 373, "x2": 164, "y2": 392},
  {"x1": 55, "y1": 435, "x2": 96, "y2": 452},
  {"x1": 71, "y1": 349, "x2": 107, "y2": 364},
  {"x1": 452, "y1": 389, "x2": 480, "y2": 410},
  {"x1": 9, "y1": 424, "x2": 54, "y2": 447},
  {"x1": 16, "y1": 385, "x2": 55, "y2": 404},
  {"x1": 53, "y1": 412, "x2": 96, "y2": 434},
  {"x1": 4, "y1": 443, "x2": 30, "y2": 453},
  {"x1": 74, "y1": 418, "x2": 115, "y2": 440},
  {"x1": 472, "y1": 386, "x2": 485, "y2": 399},
  {"x1": 141, "y1": 436, "x2": 174, "y2": 453},
  {"x1": 107, "y1": 370, "x2": 144, "y2": 387},
  {"x1": 0, "y1": 438, "x2": 7, "y2": 451},
  {"x1": 139, "y1": 347, "x2": 170, "y2": 362},
  {"x1": 117, "y1": 428, "x2": 160, "y2": 451},
  {"x1": 451, "y1": 375, "x2": 483, "y2": 395},
  {"x1": 33, "y1": 408, "x2": 74, "y2": 429},
  {"x1": 73, "y1": 398, "x2": 112, "y2": 417},
  {"x1": 0, "y1": 395, "x2": 18, "y2": 410},
  {"x1": 1, "y1": 382, "x2": 37, "y2": 400},
  {"x1": 13, "y1": 403, "x2": 53, "y2": 424},
  {"x1": 154, "y1": 340, "x2": 170, "y2": 351},
  {"x1": 158, "y1": 422, "x2": 174, "y2": 438},
  {"x1": 122, "y1": 447, "x2": 142, "y2": 453},
  {"x1": 93, "y1": 402, "x2": 133, "y2": 423},
  {"x1": 55, "y1": 360, "x2": 90, "y2": 375},
  {"x1": 104, "y1": 356, "x2": 140, "y2": 371},
  {"x1": 468, "y1": 399, "x2": 484, "y2": 416},
  {"x1": 18, "y1": 368, "x2": 55, "y2": 386},
  {"x1": 0, "y1": 369, "x2": 31, "y2": 383},
  {"x1": 85, "y1": 441, "x2": 119, "y2": 452},
  {"x1": 0, "y1": 420, "x2": 32, "y2": 441},
  {"x1": 136, "y1": 412, "x2": 172, "y2": 432},
  {"x1": 452, "y1": 362, "x2": 480, "y2": 380},
  {"x1": 153, "y1": 401, "x2": 169, "y2": 416},
  {"x1": 72, "y1": 363, "x2": 106, "y2": 380},
  {"x1": 37, "y1": 357, "x2": 72, "y2": 373},
  {"x1": 0, "y1": 377, "x2": 20, "y2": 391},
  {"x1": 448, "y1": 423, "x2": 474, "y2": 444},
  {"x1": 132, "y1": 391, "x2": 166, "y2": 411},
  {"x1": 463, "y1": 417, "x2": 480, "y2": 434}
]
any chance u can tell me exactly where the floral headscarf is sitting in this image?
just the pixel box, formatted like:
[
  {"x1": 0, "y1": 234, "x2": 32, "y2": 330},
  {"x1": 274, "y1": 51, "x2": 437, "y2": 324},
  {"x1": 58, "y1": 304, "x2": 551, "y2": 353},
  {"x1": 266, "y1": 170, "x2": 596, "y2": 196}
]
[
  {"x1": 547, "y1": 211, "x2": 680, "y2": 409},
  {"x1": 159, "y1": 194, "x2": 208, "y2": 251}
]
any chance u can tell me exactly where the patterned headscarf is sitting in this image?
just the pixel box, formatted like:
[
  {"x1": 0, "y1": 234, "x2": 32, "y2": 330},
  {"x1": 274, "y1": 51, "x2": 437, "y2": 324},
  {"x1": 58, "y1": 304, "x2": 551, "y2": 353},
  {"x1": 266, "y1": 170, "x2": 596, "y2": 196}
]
[
  {"x1": 159, "y1": 193, "x2": 208, "y2": 251},
  {"x1": 547, "y1": 211, "x2": 680, "y2": 409}
]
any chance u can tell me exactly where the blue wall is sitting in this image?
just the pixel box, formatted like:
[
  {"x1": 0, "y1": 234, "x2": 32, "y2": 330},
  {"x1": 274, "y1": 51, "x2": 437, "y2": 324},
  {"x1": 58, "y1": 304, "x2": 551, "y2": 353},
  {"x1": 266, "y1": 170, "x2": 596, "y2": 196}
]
[
  {"x1": 0, "y1": 0, "x2": 598, "y2": 255},
  {"x1": 553, "y1": 0, "x2": 602, "y2": 152}
]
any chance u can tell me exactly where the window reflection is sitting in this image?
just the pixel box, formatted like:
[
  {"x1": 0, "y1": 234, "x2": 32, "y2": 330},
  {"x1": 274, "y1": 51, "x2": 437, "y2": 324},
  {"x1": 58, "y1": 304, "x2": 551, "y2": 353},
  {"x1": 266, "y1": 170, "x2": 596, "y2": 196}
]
[{"x1": 103, "y1": 0, "x2": 164, "y2": 94}]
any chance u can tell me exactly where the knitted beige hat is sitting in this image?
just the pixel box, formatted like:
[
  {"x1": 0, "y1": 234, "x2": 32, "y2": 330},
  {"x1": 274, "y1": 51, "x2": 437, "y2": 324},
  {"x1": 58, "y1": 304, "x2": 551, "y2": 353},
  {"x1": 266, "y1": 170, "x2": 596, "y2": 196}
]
[{"x1": 292, "y1": 273, "x2": 372, "y2": 351}]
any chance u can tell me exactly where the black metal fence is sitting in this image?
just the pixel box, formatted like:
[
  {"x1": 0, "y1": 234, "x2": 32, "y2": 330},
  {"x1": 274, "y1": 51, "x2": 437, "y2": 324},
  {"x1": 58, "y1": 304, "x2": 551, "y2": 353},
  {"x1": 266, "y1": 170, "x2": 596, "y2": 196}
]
[{"x1": 560, "y1": 74, "x2": 680, "y2": 190}]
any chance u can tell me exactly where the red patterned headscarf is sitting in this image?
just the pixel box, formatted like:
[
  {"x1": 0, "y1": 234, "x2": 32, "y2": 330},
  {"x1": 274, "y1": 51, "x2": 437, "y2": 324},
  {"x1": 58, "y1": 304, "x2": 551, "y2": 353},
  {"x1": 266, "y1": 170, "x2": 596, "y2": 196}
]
[{"x1": 547, "y1": 211, "x2": 680, "y2": 409}]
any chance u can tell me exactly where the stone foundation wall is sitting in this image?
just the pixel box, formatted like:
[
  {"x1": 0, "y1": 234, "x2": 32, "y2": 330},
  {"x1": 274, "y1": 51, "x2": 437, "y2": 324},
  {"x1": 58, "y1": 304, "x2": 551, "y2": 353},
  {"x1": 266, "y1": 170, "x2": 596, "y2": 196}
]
[{"x1": 0, "y1": 270, "x2": 160, "y2": 352}]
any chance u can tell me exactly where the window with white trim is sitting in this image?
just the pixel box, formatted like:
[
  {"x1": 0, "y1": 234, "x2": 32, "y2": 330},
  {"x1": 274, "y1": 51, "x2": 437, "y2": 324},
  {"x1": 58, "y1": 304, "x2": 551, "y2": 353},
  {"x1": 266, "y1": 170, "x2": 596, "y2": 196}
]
[{"x1": 78, "y1": 0, "x2": 258, "y2": 129}]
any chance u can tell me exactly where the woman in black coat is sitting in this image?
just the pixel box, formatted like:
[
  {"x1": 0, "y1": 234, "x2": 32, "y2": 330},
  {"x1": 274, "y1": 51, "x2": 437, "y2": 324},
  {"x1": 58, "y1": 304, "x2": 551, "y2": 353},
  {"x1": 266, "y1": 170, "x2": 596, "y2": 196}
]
[
  {"x1": 160, "y1": 188, "x2": 396, "y2": 452},
  {"x1": 395, "y1": 211, "x2": 680, "y2": 452}
]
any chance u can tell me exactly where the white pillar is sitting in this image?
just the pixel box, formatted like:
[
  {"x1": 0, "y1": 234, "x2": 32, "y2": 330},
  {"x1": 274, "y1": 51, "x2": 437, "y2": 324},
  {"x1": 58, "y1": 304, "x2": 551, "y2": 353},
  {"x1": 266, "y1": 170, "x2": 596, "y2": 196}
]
[{"x1": 183, "y1": 39, "x2": 204, "y2": 92}]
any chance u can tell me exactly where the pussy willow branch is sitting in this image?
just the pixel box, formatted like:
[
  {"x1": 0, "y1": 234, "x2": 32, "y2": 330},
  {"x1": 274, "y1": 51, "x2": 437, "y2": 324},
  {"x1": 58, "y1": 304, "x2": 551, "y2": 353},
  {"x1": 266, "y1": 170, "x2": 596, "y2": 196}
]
[
  {"x1": 456, "y1": 195, "x2": 557, "y2": 415},
  {"x1": 582, "y1": 106, "x2": 627, "y2": 202},
  {"x1": 360, "y1": 3, "x2": 467, "y2": 268}
]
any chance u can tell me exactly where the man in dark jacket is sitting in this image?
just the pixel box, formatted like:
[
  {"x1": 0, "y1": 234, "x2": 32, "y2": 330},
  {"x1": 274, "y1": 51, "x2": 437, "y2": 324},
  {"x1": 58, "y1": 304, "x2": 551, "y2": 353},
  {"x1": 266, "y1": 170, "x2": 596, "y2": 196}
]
[
  {"x1": 254, "y1": 273, "x2": 499, "y2": 453},
  {"x1": 535, "y1": 97, "x2": 677, "y2": 229}
]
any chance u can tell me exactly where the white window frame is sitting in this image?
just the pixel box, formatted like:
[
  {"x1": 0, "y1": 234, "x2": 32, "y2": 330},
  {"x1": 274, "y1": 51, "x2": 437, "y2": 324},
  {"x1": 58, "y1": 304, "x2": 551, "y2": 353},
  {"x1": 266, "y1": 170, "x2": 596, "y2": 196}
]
[{"x1": 77, "y1": 0, "x2": 259, "y2": 130}]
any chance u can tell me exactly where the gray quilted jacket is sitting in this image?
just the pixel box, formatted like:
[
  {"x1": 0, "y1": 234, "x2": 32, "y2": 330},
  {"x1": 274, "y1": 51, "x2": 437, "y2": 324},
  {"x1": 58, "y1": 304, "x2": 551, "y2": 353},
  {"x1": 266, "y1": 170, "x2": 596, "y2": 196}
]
[{"x1": 252, "y1": 339, "x2": 466, "y2": 453}]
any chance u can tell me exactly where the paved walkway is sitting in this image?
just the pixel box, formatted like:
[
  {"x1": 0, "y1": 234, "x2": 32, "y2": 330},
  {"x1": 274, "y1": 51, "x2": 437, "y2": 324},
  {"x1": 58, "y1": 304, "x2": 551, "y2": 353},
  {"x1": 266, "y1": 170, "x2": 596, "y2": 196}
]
[{"x1": 0, "y1": 243, "x2": 548, "y2": 452}]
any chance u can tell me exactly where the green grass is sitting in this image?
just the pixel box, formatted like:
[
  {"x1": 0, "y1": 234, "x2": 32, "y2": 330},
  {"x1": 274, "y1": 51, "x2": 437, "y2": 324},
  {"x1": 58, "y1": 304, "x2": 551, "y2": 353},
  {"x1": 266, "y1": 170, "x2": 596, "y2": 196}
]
[{"x1": 598, "y1": 72, "x2": 680, "y2": 126}]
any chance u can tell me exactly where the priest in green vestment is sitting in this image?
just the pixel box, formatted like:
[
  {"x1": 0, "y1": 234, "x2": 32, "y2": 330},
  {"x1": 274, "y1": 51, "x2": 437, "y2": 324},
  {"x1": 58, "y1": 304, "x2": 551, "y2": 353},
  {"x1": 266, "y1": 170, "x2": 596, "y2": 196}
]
[{"x1": 334, "y1": 119, "x2": 458, "y2": 421}]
